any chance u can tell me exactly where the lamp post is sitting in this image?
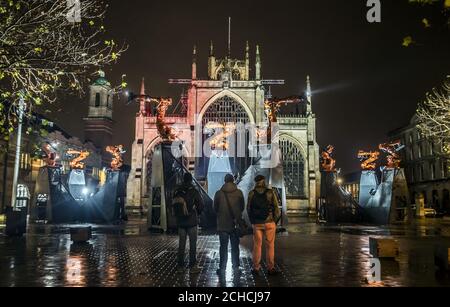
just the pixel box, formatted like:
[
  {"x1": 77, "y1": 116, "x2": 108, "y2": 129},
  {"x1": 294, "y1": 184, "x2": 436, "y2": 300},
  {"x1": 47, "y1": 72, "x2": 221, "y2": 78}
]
[
  {"x1": 11, "y1": 96, "x2": 25, "y2": 210},
  {"x1": 5, "y1": 95, "x2": 27, "y2": 237}
]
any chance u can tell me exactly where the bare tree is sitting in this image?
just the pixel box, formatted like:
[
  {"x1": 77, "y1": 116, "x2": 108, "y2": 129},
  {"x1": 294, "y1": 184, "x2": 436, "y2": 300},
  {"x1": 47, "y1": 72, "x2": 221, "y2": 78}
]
[
  {"x1": 417, "y1": 77, "x2": 450, "y2": 142},
  {"x1": 0, "y1": 0, "x2": 127, "y2": 142},
  {"x1": 417, "y1": 77, "x2": 450, "y2": 173}
]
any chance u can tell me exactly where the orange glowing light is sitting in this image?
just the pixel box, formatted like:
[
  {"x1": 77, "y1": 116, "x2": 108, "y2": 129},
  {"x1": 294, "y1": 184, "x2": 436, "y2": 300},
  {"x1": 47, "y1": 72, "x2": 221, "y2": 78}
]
[
  {"x1": 358, "y1": 151, "x2": 380, "y2": 171},
  {"x1": 155, "y1": 97, "x2": 177, "y2": 142},
  {"x1": 106, "y1": 145, "x2": 125, "y2": 171},
  {"x1": 205, "y1": 122, "x2": 235, "y2": 151},
  {"x1": 67, "y1": 150, "x2": 90, "y2": 170},
  {"x1": 65, "y1": 256, "x2": 86, "y2": 287},
  {"x1": 379, "y1": 141, "x2": 403, "y2": 169},
  {"x1": 264, "y1": 100, "x2": 281, "y2": 124},
  {"x1": 321, "y1": 145, "x2": 336, "y2": 172},
  {"x1": 264, "y1": 96, "x2": 303, "y2": 143}
]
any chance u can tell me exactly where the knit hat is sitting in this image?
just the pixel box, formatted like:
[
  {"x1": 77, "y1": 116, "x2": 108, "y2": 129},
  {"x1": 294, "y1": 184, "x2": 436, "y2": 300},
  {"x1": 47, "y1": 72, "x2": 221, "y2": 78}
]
[{"x1": 255, "y1": 175, "x2": 266, "y2": 183}]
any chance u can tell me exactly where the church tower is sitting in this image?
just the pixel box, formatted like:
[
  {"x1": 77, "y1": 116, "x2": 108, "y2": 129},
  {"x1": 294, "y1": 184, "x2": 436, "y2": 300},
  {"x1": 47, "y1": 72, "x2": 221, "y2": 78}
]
[{"x1": 84, "y1": 70, "x2": 114, "y2": 163}]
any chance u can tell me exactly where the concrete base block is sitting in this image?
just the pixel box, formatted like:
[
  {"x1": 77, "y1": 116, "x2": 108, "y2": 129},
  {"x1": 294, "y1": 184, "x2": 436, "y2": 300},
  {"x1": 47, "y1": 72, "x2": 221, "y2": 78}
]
[
  {"x1": 369, "y1": 237, "x2": 399, "y2": 258},
  {"x1": 5, "y1": 210, "x2": 27, "y2": 237},
  {"x1": 70, "y1": 226, "x2": 92, "y2": 243}
]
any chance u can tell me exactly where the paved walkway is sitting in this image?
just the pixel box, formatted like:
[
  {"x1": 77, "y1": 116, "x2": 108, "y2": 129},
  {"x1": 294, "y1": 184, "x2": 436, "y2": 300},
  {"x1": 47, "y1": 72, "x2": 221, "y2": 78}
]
[{"x1": 1, "y1": 218, "x2": 450, "y2": 287}]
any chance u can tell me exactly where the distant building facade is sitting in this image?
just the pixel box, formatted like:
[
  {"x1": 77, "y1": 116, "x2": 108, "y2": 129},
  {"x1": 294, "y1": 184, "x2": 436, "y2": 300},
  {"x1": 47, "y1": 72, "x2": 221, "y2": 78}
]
[
  {"x1": 342, "y1": 172, "x2": 361, "y2": 203},
  {"x1": 389, "y1": 115, "x2": 450, "y2": 212},
  {"x1": 0, "y1": 72, "x2": 116, "y2": 213},
  {"x1": 0, "y1": 128, "x2": 102, "y2": 213}
]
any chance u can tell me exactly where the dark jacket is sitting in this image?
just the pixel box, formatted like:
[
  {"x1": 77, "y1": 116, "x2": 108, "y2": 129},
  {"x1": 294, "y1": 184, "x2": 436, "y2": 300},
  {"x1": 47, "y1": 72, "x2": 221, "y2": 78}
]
[
  {"x1": 247, "y1": 181, "x2": 281, "y2": 225},
  {"x1": 175, "y1": 183, "x2": 204, "y2": 228},
  {"x1": 214, "y1": 182, "x2": 245, "y2": 232}
]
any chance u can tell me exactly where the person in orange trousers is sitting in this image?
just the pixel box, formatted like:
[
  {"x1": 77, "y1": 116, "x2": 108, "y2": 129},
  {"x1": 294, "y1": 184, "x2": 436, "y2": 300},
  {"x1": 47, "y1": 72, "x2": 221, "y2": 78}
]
[{"x1": 247, "y1": 175, "x2": 281, "y2": 276}]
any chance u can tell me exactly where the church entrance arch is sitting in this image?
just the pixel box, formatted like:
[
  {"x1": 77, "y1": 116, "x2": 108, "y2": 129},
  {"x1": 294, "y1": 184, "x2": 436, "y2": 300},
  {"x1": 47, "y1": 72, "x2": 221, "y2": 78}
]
[{"x1": 196, "y1": 95, "x2": 252, "y2": 180}]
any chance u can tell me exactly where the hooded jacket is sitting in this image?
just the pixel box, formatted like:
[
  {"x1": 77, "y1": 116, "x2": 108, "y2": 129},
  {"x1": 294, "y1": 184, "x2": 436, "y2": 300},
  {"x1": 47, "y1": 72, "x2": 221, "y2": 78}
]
[
  {"x1": 174, "y1": 183, "x2": 204, "y2": 228},
  {"x1": 214, "y1": 182, "x2": 245, "y2": 232}
]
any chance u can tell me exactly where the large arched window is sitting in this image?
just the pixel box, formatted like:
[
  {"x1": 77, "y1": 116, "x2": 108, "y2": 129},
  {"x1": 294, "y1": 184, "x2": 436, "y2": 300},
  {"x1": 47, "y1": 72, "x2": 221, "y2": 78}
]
[
  {"x1": 279, "y1": 136, "x2": 306, "y2": 198},
  {"x1": 199, "y1": 96, "x2": 251, "y2": 179},
  {"x1": 202, "y1": 96, "x2": 250, "y2": 126}
]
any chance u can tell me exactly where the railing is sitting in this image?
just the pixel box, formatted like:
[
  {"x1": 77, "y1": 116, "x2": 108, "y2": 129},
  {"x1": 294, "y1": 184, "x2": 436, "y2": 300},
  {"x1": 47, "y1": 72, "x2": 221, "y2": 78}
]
[
  {"x1": 192, "y1": 81, "x2": 223, "y2": 88},
  {"x1": 191, "y1": 80, "x2": 259, "y2": 88},
  {"x1": 229, "y1": 81, "x2": 258, "y2": 88},
  {"x1": 144, "y1": 116, "x2": 188, "y2": 125},
  {"x1": 277, "y1": 116, "x2": 309, "y2": 125}
]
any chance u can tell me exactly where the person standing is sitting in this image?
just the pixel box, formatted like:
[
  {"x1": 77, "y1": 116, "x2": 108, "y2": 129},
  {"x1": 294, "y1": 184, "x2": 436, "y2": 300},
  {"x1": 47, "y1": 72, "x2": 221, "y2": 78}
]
[
  {"x1": 214, "y1": 174, "x2": 245, "y2": 276},
  {"x1": 173, "y1": 173, "x2": 204, "y2": 274},
  {"x1": 247, "y1": 175, "x2": 281, "y2": 276}
]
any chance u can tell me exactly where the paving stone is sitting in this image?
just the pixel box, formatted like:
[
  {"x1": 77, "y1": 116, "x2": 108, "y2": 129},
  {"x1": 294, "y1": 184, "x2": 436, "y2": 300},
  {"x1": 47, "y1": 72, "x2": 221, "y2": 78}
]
[{"x1": 1, "y1": 218, "x2": 450, "y2": 287}]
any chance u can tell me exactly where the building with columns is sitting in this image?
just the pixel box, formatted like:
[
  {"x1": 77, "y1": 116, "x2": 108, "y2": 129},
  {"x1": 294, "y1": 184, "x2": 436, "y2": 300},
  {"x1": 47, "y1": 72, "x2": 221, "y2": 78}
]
[
  {"x1": 126, "y1": 42, "x2": 321, "y2": 216},
  {"x1": 389, "y1": 115, "x2": 450, "y2": 213}
]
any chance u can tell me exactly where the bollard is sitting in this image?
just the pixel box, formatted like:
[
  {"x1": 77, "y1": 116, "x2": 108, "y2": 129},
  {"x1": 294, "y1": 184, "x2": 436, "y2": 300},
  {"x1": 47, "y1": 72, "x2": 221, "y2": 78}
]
[
  {"x1": 369, "y1": 237, "x2": 399, "y2": 258},
  {"x1": 5, "y1": 209, "x2": 27, "y2": 237}
]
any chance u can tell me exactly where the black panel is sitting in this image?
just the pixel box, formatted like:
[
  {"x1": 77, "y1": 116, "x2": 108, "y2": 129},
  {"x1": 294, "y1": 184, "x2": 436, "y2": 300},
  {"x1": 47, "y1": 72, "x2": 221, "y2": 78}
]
[{"x1": 161, "y1": 144, "x2": 216, "y2": 230}]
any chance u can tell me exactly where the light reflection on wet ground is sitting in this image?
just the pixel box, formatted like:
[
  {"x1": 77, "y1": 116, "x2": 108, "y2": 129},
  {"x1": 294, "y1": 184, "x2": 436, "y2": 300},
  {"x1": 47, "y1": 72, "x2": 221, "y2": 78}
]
[{"x1": 1, "y1": 218, "x2": 450, "y2": 287}]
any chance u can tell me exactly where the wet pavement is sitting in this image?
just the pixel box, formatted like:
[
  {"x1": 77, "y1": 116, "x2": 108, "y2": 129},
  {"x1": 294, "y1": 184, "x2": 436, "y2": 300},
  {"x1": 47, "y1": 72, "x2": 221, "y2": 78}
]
[{"x1": 1, "y1": 218, "x2": 450, "y2": 287}]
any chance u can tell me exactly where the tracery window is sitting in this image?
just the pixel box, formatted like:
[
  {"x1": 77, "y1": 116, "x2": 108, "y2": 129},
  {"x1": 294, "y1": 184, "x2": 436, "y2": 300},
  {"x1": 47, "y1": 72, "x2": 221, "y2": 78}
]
[{"x1": 280, "y1": 137, "x2": 306, "y2": 198}]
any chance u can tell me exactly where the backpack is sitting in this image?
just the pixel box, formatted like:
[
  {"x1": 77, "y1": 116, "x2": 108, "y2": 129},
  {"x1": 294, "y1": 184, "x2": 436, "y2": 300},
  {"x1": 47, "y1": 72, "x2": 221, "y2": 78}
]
[
  {"x1": 172, "y1": 189, "x2": 190, "y2": 217},
  {"x1": 249, "y1": 189, "x2": 271, "y2": 222}
]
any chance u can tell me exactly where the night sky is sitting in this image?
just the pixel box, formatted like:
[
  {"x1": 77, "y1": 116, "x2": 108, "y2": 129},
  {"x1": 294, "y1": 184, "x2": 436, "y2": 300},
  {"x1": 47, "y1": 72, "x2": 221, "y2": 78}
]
[{"x1": 47, "y1": 0, "x2": 450, "y2": 173}]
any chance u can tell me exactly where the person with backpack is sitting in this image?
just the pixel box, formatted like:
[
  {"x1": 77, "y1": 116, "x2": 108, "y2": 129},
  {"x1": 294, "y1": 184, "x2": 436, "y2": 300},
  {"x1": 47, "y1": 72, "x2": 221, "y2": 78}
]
[
  {"x1": 247, "y1": 175, "x2": 281, "y2": 276},
  {"x1": 173, "y1": 173, "x2": 204, "y2": 274},
  {"x1": 213, "y1": 174, "x2": 245, "y2": 277}
]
